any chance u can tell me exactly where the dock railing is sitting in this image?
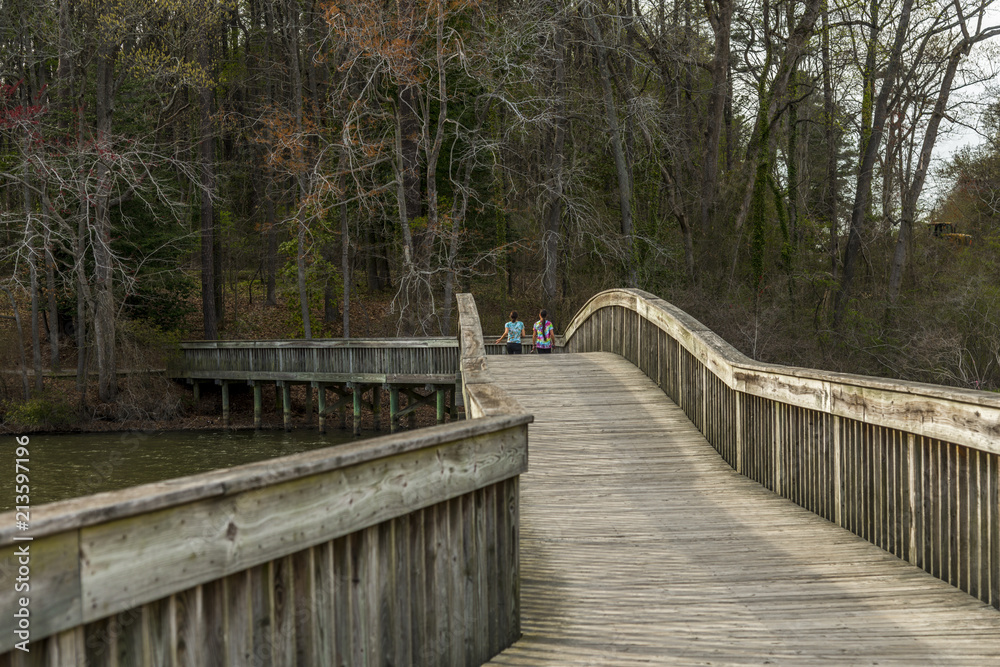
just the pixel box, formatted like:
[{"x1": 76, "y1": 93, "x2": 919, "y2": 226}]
[
  {"x1": 0, "y1": 303, "x2": 529, "y2": 665},
  {"x1": 171, "y1": 337, "x2": 559, "y2": 380},
  {"x1": 564, "y1": 288, "x2": 1000, "y2": 609},
  {"x1": 171, "y1": 338, "x2": 460, "y2": 380}
]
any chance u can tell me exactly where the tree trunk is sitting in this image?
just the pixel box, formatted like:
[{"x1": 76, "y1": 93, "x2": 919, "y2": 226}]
[
  {"x1": 833, "y1": 0, "x2": 914, "y2": 328},
  {"x1": 297, "y1": 218, "x2": 312, "y2": 338},
  {"x1": 287, "y1": 0, "x2": 312, "y2": 339},
  {"x1": 199, "y1": 38, "x2": 218, "y2": 340},
  {"x1": 264, "y1": 192, "x2": 278, "y2": 306},
  {"x1": 76, "y1": 196, "x2": 88, "y2": 397},
  {"x1": 22, "y1": 162, "x2": 43, "y2": 393},
  {"x1": 397, "y1": 84, "x2": 424, "y2": 334},
  {"x1": 28, "y1": 236, "x2": 43, "y2": 394},
  {"x1": 93, "y1": 51, "x2": 117, "y2": 402},
  {"x1": 214, "y1": 213, "x2": 224, "y2": 328},
  {"x1": 46, "y1": 239, "x2": 60, "y2": 371},
  {"x1": 543, "y1": 18, "x2": 567, "y2": 312},
  {"x1": 822, "y1": 6, "x2": 838, "y2": 279},
  {"x1": 339, "y1": 156, "x2": 351, "y2": 338},
  {"x1": 583, "y1": 2, "x2": 635, "y2": 286},
  {"x1": 56, "y1": 0, "x2": 72, "y2": 129},
  {"x1": 731, "y1": 0, "x2": 823, "y2": 234},
  {"x1": 888, "y1": 43, "x2": 969, "y2": 303},
  {"x1": 701, "y1": 0, "x2": 733, "y2": 233},
  {"x1": 2, "y1": 287, "x2": 30, "y2": 400},
  {"x1": 322, "y1": 242, "x2": 339, "y2": 324}
]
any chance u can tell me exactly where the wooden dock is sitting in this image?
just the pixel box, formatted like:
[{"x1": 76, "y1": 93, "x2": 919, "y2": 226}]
[{"x1": 486, "y1": 352, "x2": 1000, "y2": 665}]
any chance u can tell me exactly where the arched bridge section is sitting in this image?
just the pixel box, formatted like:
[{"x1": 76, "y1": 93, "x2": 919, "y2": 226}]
[{"x1": 485, "y1": 288, "x2": 1000, "y2": 664}]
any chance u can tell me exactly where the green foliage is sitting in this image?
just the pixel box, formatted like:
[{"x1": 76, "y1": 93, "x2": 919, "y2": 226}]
[
  {"x1": 118, "y1": 319, "x2": 184, "y2": 370},
  {"x1": 749, "y1": 160, "x2": 769, "y2": 292},
  {"x1": 112, "y1": 199, "x2": 197, "y2": 330},
  {"x1": 4, "y1": 392, "x2": 76, "y2": 430},
  {"x1": 278, "y1": 228, "x2": 344, "y2": 336}
]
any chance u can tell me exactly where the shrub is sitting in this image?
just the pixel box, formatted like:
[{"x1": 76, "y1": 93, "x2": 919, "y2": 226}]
[{"x1": 4, "y1": 393, "x2": 75, "y2": 430}]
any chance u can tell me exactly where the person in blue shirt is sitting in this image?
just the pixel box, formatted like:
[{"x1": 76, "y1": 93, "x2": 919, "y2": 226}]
[{"x1": 495, "y1": 311, "x2": 524, "y2": 354}]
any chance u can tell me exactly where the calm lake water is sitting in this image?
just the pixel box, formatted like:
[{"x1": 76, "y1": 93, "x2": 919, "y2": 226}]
[{"x1": 3, "y1": 428, "x2": 367, "y2": 511}]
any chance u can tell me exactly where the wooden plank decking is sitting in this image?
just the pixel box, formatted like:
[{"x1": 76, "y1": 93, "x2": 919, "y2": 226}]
[{"x1": 486, "y1": 352, "x2": 1000, "y2": 665}]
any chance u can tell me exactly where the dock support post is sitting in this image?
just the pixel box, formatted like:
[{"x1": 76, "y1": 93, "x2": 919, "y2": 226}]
[
  {"x1": 192, "y1": 381, "x2": 200, "y2": 403},
  {"x1": 407, "y1": 390, "x2": 416, "y2": 429},
  {"x1": 253, "y1": 383, "x2": 262, "y2": 430},
  {"x1": 304, "y1": 384, "x2": 313, "y2": 425},
  {"x1": 282, "y1": 382, "x2": 292, "y2": 431},
  {"x1": 372, "y1": 386, "x2": 382, "y2": 431},
  {"x1": 353, "y1": 385, "x2": 362, "y2": 435},
  {"x1": 221, "y1": 381, "x2": 230, "y2": 429},
  {"x1": 275, "y1": 382, "x2": 282, "y2": 414},
  {"x1": 389, "y1": 387, "x2": 400, "y2": 433},
  {"x1": 316, "y1": 383, "x2": 326, "y2": 434},
  {"x1": 436, "y1": 388, "x2": 446, "y2": 424}
]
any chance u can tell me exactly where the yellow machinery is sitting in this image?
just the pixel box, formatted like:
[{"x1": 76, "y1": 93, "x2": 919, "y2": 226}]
[{"x1": 929, "y1": 221, "x2": 973, "y2": 246}]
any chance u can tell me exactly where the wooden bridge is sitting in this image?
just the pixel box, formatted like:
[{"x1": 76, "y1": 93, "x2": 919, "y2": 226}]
[
  {"x1": 487, "y1": 352, "x2": 1000, "y2": 664},
  {"x1": 3, "y1": 289, "x2": 1000, "y2": 665}
]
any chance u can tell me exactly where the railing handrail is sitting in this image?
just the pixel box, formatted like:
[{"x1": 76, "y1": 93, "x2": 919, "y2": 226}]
[
  {"x1": 0, "y1": 414, "x2": 528, "y2": 547},
  {"x1": 178, "y1": 337, "x2": 458, "y2": 349},
  {"x1": 564, "y1": 288, "x2": 1000, "y2": 456},
  {"x1": 1, "y1": 320, "x2": 531, "y2": 660},
  {"x1": 457, "y1": 294, "x2": 529, "y2": 418}
]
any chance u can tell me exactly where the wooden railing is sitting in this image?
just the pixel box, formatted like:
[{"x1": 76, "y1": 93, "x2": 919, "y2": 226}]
[
  {"x1": 564, "y1": 288, "x2": 1000, "y2": 610},
  {"x1": 172, "y1": 338, "x2": 460, "y2": 380},
  {"x1": 0, "y1": 310, "x2": 529, "y2": 664},
  {"x1": 170, "y1": 337, "x2": 559, "y2": 384}
]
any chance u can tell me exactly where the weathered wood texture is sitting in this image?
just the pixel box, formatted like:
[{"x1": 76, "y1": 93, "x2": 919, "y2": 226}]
[
  {"x1": 486, "y1": 354, "x2": 1000, "y2": 664},
  {"x1": 2, "y1": 481, "x2": 520, "y2": 666},
  {"x1": 563, "y1": 288, "x2": 1000, "y2": 610},
  {"x1": 170, "y1": 336, "x2": 558, "y2": 385},
  {"x1": 0, "y1": 418, "x2": 528, "y2": 663},
  {"x1": 482, "y1": 338, "x2": 564, "y2": 356},
  {"x1": 170, "y1": 338, "x2": 461, "y2": 382},
  {"x1": 1, "y1": 297, "x2": 529, "y2": 664},
  {"x1": 457, "y1": 295, "x2": 528, "y2": 420}
]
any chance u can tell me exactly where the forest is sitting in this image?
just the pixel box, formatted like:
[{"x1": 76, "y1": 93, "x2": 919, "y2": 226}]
[{"x1": 3, "y1": 0, "x2": 1000, "y2": 425}]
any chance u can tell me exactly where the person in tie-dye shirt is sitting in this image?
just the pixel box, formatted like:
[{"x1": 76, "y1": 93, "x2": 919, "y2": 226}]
[{"x1": 532, "y1": 310, "x2": 554, "y2": 354}]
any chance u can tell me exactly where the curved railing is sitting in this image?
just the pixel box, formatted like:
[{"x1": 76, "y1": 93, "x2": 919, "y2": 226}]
[
  {"x1": 0, "y1": 305, "x2": 529, "y2": 663},
  {"x1": 564, "y1": 288, "x2": 1000, "y2": 609}
]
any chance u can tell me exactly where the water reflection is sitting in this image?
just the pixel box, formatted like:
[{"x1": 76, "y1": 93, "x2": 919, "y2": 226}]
[{"x1": 2, "y1": 428, "x2": 366, "y2": 511}]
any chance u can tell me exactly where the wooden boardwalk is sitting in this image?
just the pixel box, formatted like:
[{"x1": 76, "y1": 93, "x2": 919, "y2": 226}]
[{"x1": 486, "y1": 353, "x2": 1000, "y2": 665}]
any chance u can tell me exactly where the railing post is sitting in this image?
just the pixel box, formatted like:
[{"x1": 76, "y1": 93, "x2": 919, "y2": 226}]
[
  {"x1": 735, "y1": 392, "x2": 743, "y2": 475},
  {"x1": 774, "y1": 401, "x2": 782, "y2": 495},
  {"x1": 908, "y1": 433, "x2": 917, "y2": 565},
  {"x1": 702, "y1": 366, "x2": 708, "y2": 436},
  {"x1": 833, "y1": 415, "x2": 842, "y2": 527}
]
